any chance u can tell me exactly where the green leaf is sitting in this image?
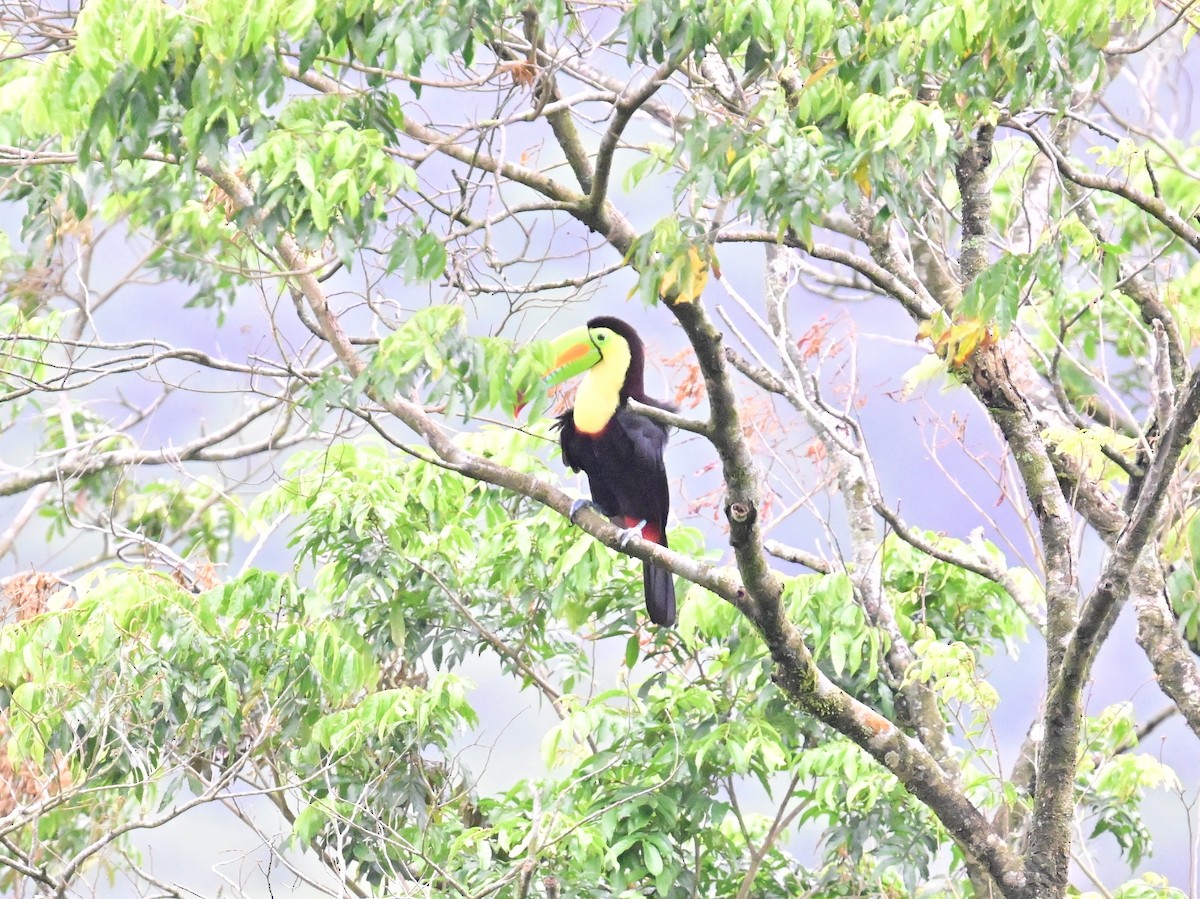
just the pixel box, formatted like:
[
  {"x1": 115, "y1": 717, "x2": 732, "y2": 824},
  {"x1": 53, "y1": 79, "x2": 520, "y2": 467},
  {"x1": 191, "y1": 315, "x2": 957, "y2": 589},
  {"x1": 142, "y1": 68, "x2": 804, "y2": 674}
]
[
  {"x1": 292, "y1": 801, "x2": 330, "y2": 844},
  {"x1": 1188, "y1": 516, "x2": 1200, "y2": 578},
  {"x1": 281, "y1": 0, "x2": 317, "y2": 37},
  {"x1": 624, "y1": 632, "x2": 640, "y2": 669},
  {"x1": 295, "y1": 155, "x2": 316, "y2": 193},
  {"x1": 643, "y1": 840, "x2": 664, "y2": 876},
  {"x1": 1100, "y1": 246, "x2": 1123, "y2": 292},
  {"x1": 829, "y1": 630, "x2": 848, "y2": 677}
]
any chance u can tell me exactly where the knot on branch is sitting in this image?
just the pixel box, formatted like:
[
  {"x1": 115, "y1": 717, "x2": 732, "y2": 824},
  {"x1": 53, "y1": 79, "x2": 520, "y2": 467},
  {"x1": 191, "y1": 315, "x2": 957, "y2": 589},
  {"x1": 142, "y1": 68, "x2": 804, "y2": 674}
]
[
  {"x1": 966, "y1": 346, "x2": 1027, "y2": 414},
  {"x1": 725, "y1": 501, "x2": 757, "y2": 546}
]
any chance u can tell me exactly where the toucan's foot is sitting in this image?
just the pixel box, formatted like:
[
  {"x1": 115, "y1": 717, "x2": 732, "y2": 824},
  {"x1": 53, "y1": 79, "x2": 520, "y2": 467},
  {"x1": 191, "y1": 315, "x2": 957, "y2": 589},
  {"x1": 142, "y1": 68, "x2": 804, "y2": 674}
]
[
  {"x1": 616, "y1": 520, "x2": 647, "y2": 548},
  {"x1": 569, "y1": 499, "x2": 601, "y2": 524}
]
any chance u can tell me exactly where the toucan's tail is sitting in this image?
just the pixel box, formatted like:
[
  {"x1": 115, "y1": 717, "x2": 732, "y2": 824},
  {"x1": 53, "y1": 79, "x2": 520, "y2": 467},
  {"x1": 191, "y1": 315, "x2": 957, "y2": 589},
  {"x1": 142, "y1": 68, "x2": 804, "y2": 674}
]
[
  {"x1": 643, "y1": 561, "x2": 676, "y2": 627},
  {"x1": 634, "y1": 521, "x2": 674, "y2": 626}
]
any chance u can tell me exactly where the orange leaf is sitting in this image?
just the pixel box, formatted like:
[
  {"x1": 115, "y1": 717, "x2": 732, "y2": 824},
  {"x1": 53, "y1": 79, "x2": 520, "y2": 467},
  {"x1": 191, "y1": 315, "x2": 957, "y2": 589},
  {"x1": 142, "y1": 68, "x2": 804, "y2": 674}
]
[
  {"x1": 805, "y1": 57, "x2": 838, "y2": 87},
  {"x1": 498, "y1": 60, "x2": 538, "y2": 88},
  {"x1": 933, "y1": 318, "x2": 994, "y2": 365}
]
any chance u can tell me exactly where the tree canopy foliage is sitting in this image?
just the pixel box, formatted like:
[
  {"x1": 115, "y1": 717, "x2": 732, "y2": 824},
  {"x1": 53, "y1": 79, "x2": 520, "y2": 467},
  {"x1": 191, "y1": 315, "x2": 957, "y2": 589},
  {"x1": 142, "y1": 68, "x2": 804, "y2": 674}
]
[{"x1": 2, "y1": 1, "x2": 1200, "y2": 897}]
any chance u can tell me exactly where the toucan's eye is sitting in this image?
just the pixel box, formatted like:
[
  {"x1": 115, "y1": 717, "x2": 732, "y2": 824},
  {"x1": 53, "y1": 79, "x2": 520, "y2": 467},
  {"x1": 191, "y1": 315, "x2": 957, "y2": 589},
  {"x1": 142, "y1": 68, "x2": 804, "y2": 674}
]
[{"x1": 596, "y1": 333, "x2": 606, "y2": 341}]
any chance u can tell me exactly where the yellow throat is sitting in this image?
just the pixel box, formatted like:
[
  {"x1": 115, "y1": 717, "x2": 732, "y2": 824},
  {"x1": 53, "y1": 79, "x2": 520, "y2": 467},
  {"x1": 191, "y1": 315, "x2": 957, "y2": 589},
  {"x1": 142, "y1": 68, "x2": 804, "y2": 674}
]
[{"x1": 573, "y1": 340, "x2": 631, "y2": 434}]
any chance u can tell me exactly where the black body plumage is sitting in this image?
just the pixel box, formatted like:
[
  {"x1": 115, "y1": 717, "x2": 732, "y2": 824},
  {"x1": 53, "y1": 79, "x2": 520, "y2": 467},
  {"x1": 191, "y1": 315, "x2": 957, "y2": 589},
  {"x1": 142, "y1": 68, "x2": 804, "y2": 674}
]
[{"x1": 551, "y1": 317, "x2": 676, "y2": 626}]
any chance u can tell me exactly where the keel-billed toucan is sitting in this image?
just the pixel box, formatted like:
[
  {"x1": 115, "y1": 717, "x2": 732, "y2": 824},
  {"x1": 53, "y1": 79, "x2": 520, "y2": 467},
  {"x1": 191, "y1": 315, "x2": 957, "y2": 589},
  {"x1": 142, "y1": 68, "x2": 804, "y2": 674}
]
[{"x1": 544, "y1": 317, "x2": 676, "y2": 626}]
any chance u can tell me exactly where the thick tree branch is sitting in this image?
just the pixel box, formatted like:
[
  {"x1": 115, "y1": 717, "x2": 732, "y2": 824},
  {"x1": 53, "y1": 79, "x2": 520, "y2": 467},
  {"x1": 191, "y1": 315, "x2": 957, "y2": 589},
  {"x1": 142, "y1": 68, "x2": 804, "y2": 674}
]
[
  {"x1": 956, "y1": 123, "x2": 996, "y2": 284},
  {"x1": 979, "y1": 354, "x2": 1081, "y2": 898},
  {"x1": 665, "y1": 291, "x2": 1026, "y2": 895},
  {"x1": 849, "y1": 204, "x2": 945, "y2": 319},
  {"x1": 785, "y1": 656, "x2": 1030, "y2": 896},
  {"x1": 762, "y1": 540, "x2": 830, "y2": 574},
  {"x1": 1014, "y1": 231, "x2": 1200, "y2": 899},
  {"x1": 1134, "y1": 576, "x2": 1200, "y2": 740},
  {"x1": 1065, "y1": 366, "x2": 1200, "y2": 684},
  {"x1": 505, "y1": 10, "x2": 595, "y2": 195},
  {"x1": 627, "y1": 399, "x2": 713, "y2": 438},
  {"x1": 953, "y1": 123, "x2": 1081, "y2": 898}
]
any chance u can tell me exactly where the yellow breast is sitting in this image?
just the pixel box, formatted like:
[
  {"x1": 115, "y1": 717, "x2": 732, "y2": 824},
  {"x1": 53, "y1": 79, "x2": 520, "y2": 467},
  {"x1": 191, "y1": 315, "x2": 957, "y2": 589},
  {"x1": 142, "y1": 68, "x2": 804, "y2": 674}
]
[{"x1": 573, "y1": 375, "x2": 619, "y2": 434}]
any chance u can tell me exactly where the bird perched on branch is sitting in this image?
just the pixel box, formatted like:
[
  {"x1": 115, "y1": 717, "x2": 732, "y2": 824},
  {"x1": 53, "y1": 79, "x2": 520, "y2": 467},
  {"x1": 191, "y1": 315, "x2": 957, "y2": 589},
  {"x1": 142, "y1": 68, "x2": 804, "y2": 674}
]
[{"x1": 543, "y1": 317, "x2": 677, "y2": 626}]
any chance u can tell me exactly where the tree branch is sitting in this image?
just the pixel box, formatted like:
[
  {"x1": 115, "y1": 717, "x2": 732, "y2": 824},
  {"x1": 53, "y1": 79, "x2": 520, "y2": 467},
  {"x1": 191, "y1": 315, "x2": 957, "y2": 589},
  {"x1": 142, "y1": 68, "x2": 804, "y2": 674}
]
[
  {"x1": 1131, "y1": 553, "x2": 1200, "y2": 741},
  {"x1": 508, "y1": 10, "x2": 595, "y2": 194},
  {"x1": 666, "y1": 291, "x2": 1026, "y2": 895},
  {"x1": 715, "y1": 228, "x2": 937, "y2": 320},
  {"x1": 956, "y1": 123, "x2": 996, "y2": 284},
  {"x1": 762, "y1": 540, "x2": 830, "y2": 574},
  {"x1": 951, "y1": 122, "x2": 1081, "y2": 898},
  {"x1": 1063, "y1": 366, "x2": 1200, "y2": 691},
  {"x1": 758, "y1": 245, "x2": 955, "y2": 767},
  {"x1": 586, "y1": 52, "x2": 684, "y2": 214},
  {"x1": 1008, "y1": 117, "x2": 1200, "y2": 255},
  {"x1": 0, "y1": 397, "x2": 303, "y2": 498},
  {"x1": 1062, "y1": 179, "x2": 1187, "y2": 385}
]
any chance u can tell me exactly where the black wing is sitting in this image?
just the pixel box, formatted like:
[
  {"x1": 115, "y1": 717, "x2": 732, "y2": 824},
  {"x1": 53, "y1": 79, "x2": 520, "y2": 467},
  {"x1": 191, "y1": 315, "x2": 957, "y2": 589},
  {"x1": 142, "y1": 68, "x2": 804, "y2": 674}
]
[
  {"x1": 554, "y1": 410, "x2": 621, "y2": 516},
  {"x1": 555, "y1": 408, "x2": 669, "y2": 530},
  {"x1": 606, "y1": 408, "x2": 670, "y2": 536},
  {"x1": 555, "y1": 406, "x2": 675, "y2": 626},
  {"x1": 610, "y1": 410, "x2": 674, "y2": 625}
]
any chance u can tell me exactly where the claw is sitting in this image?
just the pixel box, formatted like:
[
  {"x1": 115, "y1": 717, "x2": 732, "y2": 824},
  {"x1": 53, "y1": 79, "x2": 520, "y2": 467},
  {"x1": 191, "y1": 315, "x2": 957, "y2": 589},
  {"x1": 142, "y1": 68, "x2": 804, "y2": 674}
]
[
  {"x1": 569, "y1": 498, "x2": 601, "y2": 524},
  {"x1": 616, "y1": 519, "x2": 647, "y2": 548}
]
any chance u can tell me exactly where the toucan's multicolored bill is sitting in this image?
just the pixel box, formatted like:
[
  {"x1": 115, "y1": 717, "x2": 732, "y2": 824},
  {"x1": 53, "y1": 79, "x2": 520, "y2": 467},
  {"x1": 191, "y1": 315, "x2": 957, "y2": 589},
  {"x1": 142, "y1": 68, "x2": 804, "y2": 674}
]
[
  {"x1": 544, "y1": 326, "x2": 602, "y2": 387},
  {"x1": 513, "y1": 325, "x2": 603, "y2": 418}
]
